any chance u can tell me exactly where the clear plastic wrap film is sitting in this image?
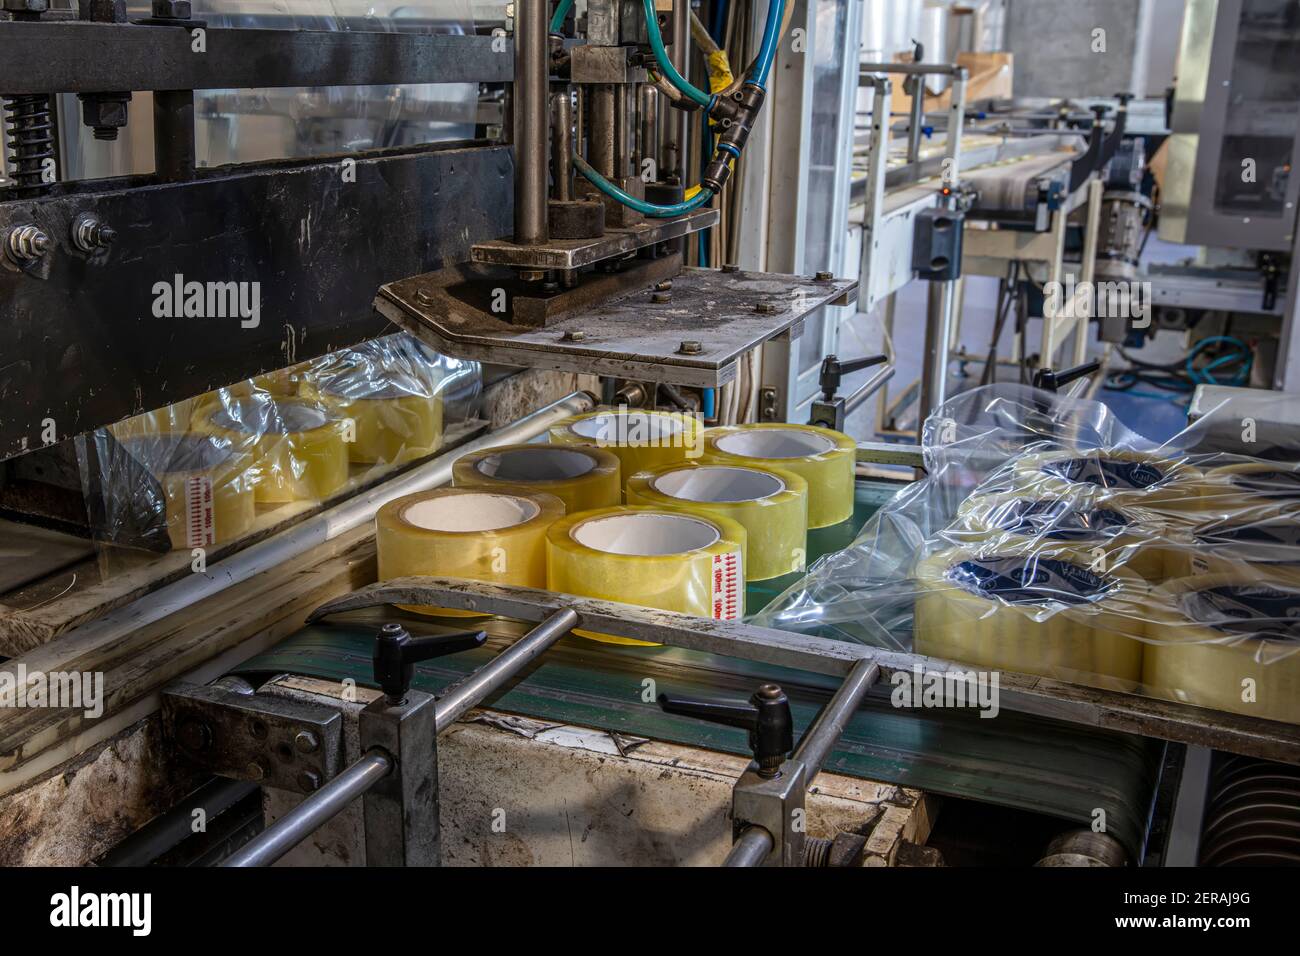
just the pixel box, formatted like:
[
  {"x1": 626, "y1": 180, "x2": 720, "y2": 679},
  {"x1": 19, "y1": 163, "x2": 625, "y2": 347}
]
[
  {"x1": 546, "y1": 506, "x2": 747, "y2": 645},
  {"x1": 376, "y1": 487, "x2": 566, "y2": 617},
  {"x1": 625, "y1": 462, "x2": 808, "y2": 582},
  {"x1": 701, "y1": 423, "x2": 856, "y2": 529},
  {"x1": 548, "y1": 408, "x2": 704, "y2": 490},
  {"x1": 756, "y1": 383, "x2": 1300, "y2": 724},
  {"x1": 77, "y1": 333, "x2": 481, "y2": 553},
  {"x1": 453, "y1": 443, "x2": 622, "y2": 514}
]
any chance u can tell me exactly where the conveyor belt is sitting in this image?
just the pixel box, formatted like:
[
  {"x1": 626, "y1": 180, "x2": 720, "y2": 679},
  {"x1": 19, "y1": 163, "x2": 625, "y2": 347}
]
[{"x1": 234, "y1": 480, "x2": 1164, "y2": 858}]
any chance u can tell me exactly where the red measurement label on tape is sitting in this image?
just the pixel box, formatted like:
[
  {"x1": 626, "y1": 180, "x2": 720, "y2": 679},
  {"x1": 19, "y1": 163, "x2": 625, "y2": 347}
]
[
  {"x1": 184, "y1": 475, "x2": 215, "y2": 548},
  {"x1": 711, "y1": 550, "x2": 742, "y2": 621}
]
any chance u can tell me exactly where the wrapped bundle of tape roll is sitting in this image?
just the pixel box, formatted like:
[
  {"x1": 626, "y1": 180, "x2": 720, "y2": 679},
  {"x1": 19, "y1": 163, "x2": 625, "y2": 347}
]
[
  {"x1": 755, "y1": 383, "x2": 1300, "y2": 722},
  {"x1": 549, "y1": 407, "x2": 704, "y2": 490},
  {"x1": 76, "y1": 332, "x2": 481, "y2": 553},
  {"x1": 547, "y1": 507, "x2": 747, "y2": 644},
  {"x1": 376, "y1": 487, "x2": 565, "y2": 617}
]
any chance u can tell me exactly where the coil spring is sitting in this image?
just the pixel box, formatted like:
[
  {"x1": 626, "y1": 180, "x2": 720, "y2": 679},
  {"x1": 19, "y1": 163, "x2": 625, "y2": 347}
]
[{"x1": 3, "y1": 94, "x2": 55, "y2": 194}]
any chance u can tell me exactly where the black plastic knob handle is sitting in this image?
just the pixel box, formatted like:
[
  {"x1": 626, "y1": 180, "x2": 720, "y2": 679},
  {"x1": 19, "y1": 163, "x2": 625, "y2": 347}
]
[
  {"x1": 659, "y1": 683, "x2": 793, "y2": 776},
  {"x1": 373, "y1": 622, "x2": 486, "y2": 702},
  {"x1": 819, "y1": 353, "x2": 889, "y2": 401},
  {"x1": 1033, "y1": 360, "x2": 1102, "y2": 394}
]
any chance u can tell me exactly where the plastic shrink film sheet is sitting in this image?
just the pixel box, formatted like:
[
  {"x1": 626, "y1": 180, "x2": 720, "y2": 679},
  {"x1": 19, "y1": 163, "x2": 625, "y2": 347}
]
[
  {"x1": 755, "y1": 384, "x2": 1300, "y2": 722},
  {"x1": 376, "y1": 487, "x2": 566, "y2": 617},
  {"x1": 453, "y1": 443, "x2": 621, "y2": 514},
  {"x1": 549, "y1": 408, "x2": 704, "y2": 490},
  {"x1": 547, "y1": 507, "x2": 747, "y2": 645},
  {"x1": 626, "y1": 462, "x2": 808, "y2": 582},
  {"x1": 77, "y1": 333, "x2": 481, "y2": 553},
  {"x1": 701, "y1": 423, "x2": 856, "y2": 529}
]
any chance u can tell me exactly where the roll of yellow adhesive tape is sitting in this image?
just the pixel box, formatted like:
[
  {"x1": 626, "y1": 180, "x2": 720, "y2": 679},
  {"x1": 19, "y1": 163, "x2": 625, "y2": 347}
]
[
  {"x1": 1011, "y1": 449, "x2": 1206, "y2": 515},
  {"x1": 626, "y1": 462, "x2": 807, "y2": 581},
  {"x1": 950, "y1": 488, "x2": 1170, "y2": 582},
  {"x1": 913, "y1": 545, "x2": 1147, "y2": 690},
  {"x1": 1144, "y1": 574, "x2": 1300, "y2": 724},
  {"x1": 453, "y1": 443, "x2": 620, "y2": 514},
  {"x1": 115, "y1": 432, "x2": 256, "y2": 550},
  {"x1": 1161, "y1": 503, "x2": 1300, "y2": 586},
  {"x1": 701, "y1": 423, "x2": 855, "y2": 529},
  {"x1": 193, "y1": 397, "x2": 350, "y2": 504},
  {"x1": 1203, "y1": 459, "x2": 1300, "y2": 506},
  {"x1": 307, "y1": 378, "x2": 443, "y2": 466},
  {"x1": 376, "y1": 488, "x2": 565, "y2": 618},
  {"x1": 549, "y1": 408, "x2": 703, "y2": 488},
  {"x1": 547, "y1": 506, "x2": 747, "y2": 645}
]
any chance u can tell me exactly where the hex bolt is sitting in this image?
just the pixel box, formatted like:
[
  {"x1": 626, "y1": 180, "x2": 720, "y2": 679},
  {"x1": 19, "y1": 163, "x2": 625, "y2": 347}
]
[
  {"x1": 815, "y1": 271, "x2": 834, "y2": 281},
  {"x1": 414, "y1": 289, "x2": 435, "y2": 306},
  {"x1": 678, "y1": 340, "x2": 703, "y2": 355},
  {"x1": 651, "y1": 291, "x2": 672, "y2": 304},
  {"x1": 654, "y1": 280, "x2": 673, "y2": 292},
  {"x1": 297, "y1": 770, "x2": 321, "y2": 793},
  {"x1": 4, "y1": 225, "x2": 50, "y2": 265},
  {"x1": 294, "y1": 730, "x2": 319, "y2": 754},
  {"x1": 561, "y1": 329, "x2": 586, "y2": 342},
  {"x1": 71, "y1": 217, "x2": 116, "y2": 254},
  {"x1": 755, "y1": 302, "x2": 777, "y2": 315}
]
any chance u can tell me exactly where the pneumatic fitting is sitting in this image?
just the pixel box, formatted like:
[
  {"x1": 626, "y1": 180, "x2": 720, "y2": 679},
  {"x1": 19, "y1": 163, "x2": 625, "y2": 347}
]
[{"x1": 701, "y1": 82, "x2": 767, "y2": 193}]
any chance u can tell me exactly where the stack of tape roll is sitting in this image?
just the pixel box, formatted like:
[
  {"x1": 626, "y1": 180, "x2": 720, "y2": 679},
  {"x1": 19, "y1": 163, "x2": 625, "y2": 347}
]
[
  {"x1": 376, "y1": 487, "x2": 565, "y2": 617},
  {"x1": 913, "y1": 545, "x2": 1148, "y2": 690},
  {"x1": 949, "y1": 488, "x2": 1170, "y2": 582},
  {"x1": 192, "y1": 397, "x2": 350, "y2": 504},
  {"x1": 453, "y1": 443, "x2": 620, "y2": 513},
  {"x1": 1144, "y1": 573, "x2": 1300, "y2": 724},
  {"x1": 549, "y1": 408, "x2": 703, "y2": 489},
  {"x1": 626, "y1": 462, "x2": 808, "y2": 581},
  {"x1": 115, "y1": 433, "x2": 256, "y2": 549},
  {"x1": 701, "y1": 423, "x2": 856, "y2": 529},
  {"x1": 1162, "y1": 504, "x2": 1300, "y2": 584},
  {"x1": 1011, "y1": 448, "x2": 1206, "y2": 515},
  {"x1": 547, "y1": 506, "x2": 747, "y2": 645},
  {"x1": 306, "y1": 373, "x2": 443, "y2": 466}
]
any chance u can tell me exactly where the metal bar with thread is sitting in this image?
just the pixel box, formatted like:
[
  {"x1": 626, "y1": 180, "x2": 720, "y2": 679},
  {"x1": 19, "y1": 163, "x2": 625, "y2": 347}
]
[
  {"x1": 793, "y1": 659, "x2": 881, "y2": 780},
  {"x1": 724, "y1": 827, "x2": 775, "y2": 867},
  {"x1": 514, "y1": 0, "x2": 549, "y2": 244}
]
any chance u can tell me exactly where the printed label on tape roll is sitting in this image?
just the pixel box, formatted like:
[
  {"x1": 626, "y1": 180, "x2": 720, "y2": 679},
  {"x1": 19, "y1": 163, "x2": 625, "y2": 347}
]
[
  {"x1": 712, "y1": 550, "x2": 742, "y2": 620},
  {"x1": 185, "y1": 474, "x2": 215, "y2": 548}
]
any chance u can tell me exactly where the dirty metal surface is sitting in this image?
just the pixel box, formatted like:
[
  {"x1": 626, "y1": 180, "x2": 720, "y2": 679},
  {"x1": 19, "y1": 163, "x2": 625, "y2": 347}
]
[
  {"x1": 376, "y1": 265, "x2": 859, "y2": 388},
  {"x1": 469, "y1": 208, "x2": 717, "y2": 270}
]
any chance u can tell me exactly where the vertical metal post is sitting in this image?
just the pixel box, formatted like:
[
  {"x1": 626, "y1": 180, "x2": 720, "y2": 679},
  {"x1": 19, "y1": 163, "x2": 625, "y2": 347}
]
[
  {"x1": 640, "y1": 85, "x2": 660, "y2": 178},
  {"x1": 514, "y1": 0, "x2": 549, "y2": 245},
  {"x1": 614, "y1": 83, "x2": 634, "y2": 179},
  {"x1": 590, "y1": 84, "x2": 617, "y2": 177},
  {"x1": 550, "y1": 89, "x2": 573, "y2": 201},
  {"x1": 359, "y1": 690, "x2": 441, "y2": 866},
  {"x1": 659, "y1": 0, "x2": 690, "y2": 183},
  {"x1": 153, "y1": 90, "x2": 195, "y2": 182},
  {"x1": 858, "y1": 77, "x2": 891, "y2": 314},
  {"x1": 920, "y1": 278, "x2": 956, "y2": 422}
]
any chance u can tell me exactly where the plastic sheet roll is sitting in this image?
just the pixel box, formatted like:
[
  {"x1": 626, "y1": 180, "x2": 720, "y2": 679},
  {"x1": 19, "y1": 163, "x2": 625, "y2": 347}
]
[
  {"x1": 548, "y1": 408, "x2": 703, "y2": 488},
  {"x1": 950, "y1": 488, "x2": 1170, "y2": 582},
  {"x1": 193, "y1": 397, "x2": 350, "y2": 504},
  {"x1": 547, "y1": 506, "x2": 747, "y2": 645},
  {"x1": 1144, "y1": 574, "x2": 1300, "y2": 724},
  {"x1": 309, "y1": 378, "x2": 443, "y2": 466},
  {"x1": 913, "y1": 546, "x2": 1148, "y2": 690},
  {"x1": 376, "y1": 488, "x2": 565, "y2": 618},
  {"x1": 701, "y1": 423, "x2": 855, "y2": 529},
  {"x1": 115, "y1": 432, "x2": 256, "y2": 550},
  {"x1": 1012, "y1": 449, "x2": 1207, "y2": 515},
  {"x1": 626, "y1": 462, "x2": 807, "y2": 581},
  {"x1": 1163, "y1": 504, "x2": 1300, "y2": 586},
  {"x1": 453, "y1": 443, "x2": 620, "y2": 514}
]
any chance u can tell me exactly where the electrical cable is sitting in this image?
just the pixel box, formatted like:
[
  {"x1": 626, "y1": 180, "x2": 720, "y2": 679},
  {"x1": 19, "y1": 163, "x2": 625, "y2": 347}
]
[
  {"x1": 574, "y1": 153, "x2": 716, "y2": 217},
  {"x1": 642, "y1": 0, "x2": 715, "y2": 108},
  {"x1": 550, "y1": 0, "x2": 573, "y2": 33}
]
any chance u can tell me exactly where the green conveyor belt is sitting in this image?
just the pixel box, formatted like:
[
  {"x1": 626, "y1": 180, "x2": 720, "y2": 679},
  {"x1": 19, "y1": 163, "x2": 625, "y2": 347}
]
[{"x1": 234, "y1": 479, "x2": 1163, "y2": 858}]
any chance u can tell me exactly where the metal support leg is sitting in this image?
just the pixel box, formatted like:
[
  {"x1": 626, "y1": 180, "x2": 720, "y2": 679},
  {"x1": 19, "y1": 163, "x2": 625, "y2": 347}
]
[
  {"x1": 359, "y1": 690, "x2": 440, "y2": 867},
  {"x1": 920, "y1": 278, "x2": 956, "y2": 422}
]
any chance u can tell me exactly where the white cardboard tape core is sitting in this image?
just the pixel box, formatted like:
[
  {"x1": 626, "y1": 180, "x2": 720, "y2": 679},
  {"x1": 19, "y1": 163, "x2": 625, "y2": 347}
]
[
  {"x1": 477, "y1": 447, "x2": 596, "y2": 481},
  {"x1": 571, "y1": 411, "x2": 685, "y2": 443},
  {"x1": 652, "y1": 465, "x2": 784, "y2": 503},
  {"x1": 715, "y1": 428, "x2": 835, "y2": 459},
  {"x1": 404, "y1": 493, "x2": 540, "y2": 534},
  {"x1": 572, "y1": 512, "x2": 720, "y2": 556}
]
